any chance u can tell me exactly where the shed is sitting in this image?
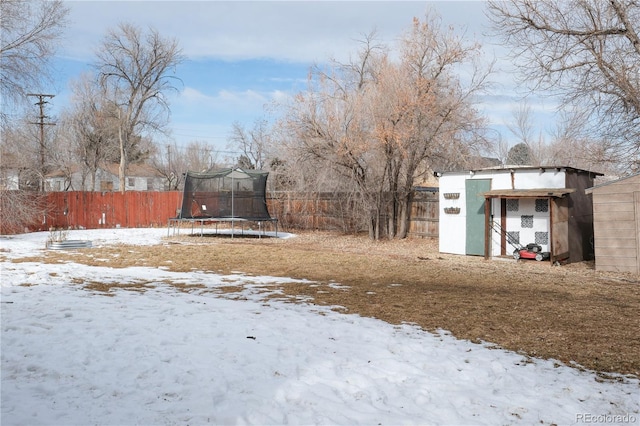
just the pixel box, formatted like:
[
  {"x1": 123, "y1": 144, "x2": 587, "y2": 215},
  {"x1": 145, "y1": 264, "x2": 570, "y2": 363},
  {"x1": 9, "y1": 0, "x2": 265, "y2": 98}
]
[
  {"x1": 585, "y1": 173, "x2": 640, "y2": 273},
  {"x1": 437, "y1": 166, "x2": 602, "y2": 264}
]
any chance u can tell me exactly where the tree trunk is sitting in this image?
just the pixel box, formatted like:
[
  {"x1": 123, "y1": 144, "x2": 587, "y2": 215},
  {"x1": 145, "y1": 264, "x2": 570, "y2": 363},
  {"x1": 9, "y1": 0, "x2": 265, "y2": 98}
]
[
  {"x1": 388, "y1": 195, "x2": 397, "y2": 239},
  {"x1": 368, "y1": 214, "x2": 376, "y2": 240},
  {"x1": 119, "y1": 147, "x2": 126, "y2": 194},
  {"x1": 396, "y1": 193, "x2": 411, "y2": 239},
  {"x1": 118, "y1": 120, "x2": 126, "y2": 194}
]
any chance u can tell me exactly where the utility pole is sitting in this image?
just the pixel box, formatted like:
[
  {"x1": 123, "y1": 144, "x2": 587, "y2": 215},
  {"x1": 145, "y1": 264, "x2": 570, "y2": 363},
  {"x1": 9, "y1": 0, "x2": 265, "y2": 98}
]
[{"x1": 27, "y1": 93, "x2": 55, "y2": 191}]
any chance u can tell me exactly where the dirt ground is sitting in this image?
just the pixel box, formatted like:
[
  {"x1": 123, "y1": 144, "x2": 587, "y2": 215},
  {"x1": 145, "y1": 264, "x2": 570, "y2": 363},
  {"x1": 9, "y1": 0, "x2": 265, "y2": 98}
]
[{"x1": 10, "y1": 229, "x2": 640, "y2": 380}]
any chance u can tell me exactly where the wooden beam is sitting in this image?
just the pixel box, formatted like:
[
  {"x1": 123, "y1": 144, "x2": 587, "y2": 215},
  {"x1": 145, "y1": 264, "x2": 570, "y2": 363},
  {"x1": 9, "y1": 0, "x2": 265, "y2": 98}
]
[{"x1": 484, "y1": 197, "x2": 491, "y2": 260}]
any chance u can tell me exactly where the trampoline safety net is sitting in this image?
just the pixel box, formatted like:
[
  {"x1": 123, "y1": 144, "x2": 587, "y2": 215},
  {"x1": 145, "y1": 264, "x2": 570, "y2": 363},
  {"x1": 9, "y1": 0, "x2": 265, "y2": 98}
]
[{"x1": 179, "y1": 168, "x2": 273, "y2": 220}]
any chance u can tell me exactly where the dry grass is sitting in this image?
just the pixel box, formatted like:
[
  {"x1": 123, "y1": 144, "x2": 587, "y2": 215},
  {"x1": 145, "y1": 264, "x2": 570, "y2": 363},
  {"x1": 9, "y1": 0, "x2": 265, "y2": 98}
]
[{"x1": 9, "y1": 230, "x2": 640, "y2": 379}]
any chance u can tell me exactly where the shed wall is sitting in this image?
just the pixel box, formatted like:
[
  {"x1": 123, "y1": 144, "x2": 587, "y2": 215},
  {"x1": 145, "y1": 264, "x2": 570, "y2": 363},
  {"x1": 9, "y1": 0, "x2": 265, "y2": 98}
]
[
  {"x1": 565, "y1": 172, "x2": 597, "y2": 263},
  {"x1": 591, "y1": 176, "x2": 640, "y2": 272},
  {"x1": 490, "y1": 198, "x2": 551, "y2": 257},
  {"x1": 438, "y1": 174, "x2": 467, "y2": 254},
  {"x1": 512, "y1": 169, "x2": 566, "y2": 189}
]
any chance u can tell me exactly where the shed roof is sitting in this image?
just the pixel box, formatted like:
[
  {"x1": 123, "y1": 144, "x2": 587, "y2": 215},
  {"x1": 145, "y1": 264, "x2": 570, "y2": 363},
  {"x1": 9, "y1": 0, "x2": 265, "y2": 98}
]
[
  {"x1": 585, "y1": 173, "x2": 640, "y2": 194},
  {"x1": 483, "y1": 188, "x2": 575, "y2": 198},
  {"x1": 436, "y1": 165, "x2": 604, "y2": 177}
]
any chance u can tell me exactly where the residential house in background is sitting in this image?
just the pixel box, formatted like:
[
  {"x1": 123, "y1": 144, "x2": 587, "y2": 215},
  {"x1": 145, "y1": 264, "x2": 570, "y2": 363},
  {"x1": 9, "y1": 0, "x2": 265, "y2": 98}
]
[
  {"x1": 45, "y1": 163, "x2": 166, "y2": 192},
  {"x1": 0, "y1": 152, "x2": 24, "y2": 190}
]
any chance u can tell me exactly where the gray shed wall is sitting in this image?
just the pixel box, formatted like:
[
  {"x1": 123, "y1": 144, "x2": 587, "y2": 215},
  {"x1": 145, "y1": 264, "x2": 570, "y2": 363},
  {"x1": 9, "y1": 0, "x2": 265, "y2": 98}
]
[{"x1": 590, "y1": 175, "x2": 640, "y2": 273}]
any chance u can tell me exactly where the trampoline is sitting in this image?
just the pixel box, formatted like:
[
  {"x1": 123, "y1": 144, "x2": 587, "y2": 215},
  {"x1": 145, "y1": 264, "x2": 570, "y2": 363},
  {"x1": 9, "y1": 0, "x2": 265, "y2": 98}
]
[{"x1": 168, "y1": 168, "x2": 278, "y2": 237}]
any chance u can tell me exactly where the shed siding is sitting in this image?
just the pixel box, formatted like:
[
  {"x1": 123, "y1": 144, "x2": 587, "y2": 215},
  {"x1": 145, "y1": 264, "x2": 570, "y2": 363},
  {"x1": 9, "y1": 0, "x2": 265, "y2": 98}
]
[
  {"x1": 594, "y1": 202, "x2": 634, "y2": 215},
  {"x1": 590, "y1": 174, "x2": 640, "y2": 272},
  {"x1": 596, "y1": 255, "x2": 639, "y2": 270},
  {"x1": 594, "y1": 238, "x2": 636, "y2": 250}
]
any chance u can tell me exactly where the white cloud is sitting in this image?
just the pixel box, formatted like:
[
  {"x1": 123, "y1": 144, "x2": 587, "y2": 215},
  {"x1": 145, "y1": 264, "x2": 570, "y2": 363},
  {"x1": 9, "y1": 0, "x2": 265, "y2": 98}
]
[
  {"x1": 177, "y1": 86, "x2": 212, "y2": 104},
  {"x1": 62, "y1": 1, "x2": 488, "y2": 63},
  {"x1": 56, "y1": 1, "x2": 562, "y2": 152},
  {"x1": 175, "y1": 86, "x2": 269, "y2": 111}
]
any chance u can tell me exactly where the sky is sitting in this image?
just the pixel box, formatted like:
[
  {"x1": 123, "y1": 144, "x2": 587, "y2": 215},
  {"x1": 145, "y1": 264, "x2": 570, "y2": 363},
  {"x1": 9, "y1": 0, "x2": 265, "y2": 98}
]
[
  {"x1": 49, "y1": 1, "x2": 555, "y2": 161},
  {"x1": 2, "y1": 227, "x2": 639, "y2": 424}
]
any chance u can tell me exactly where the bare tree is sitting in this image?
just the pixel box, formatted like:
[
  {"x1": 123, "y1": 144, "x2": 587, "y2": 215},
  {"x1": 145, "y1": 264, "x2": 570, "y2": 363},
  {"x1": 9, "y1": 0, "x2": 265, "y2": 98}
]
[
  {"x1": 229, "y1": 120, "x2": 272, "y2": 170},
  {"x1": 506, "y1": 102, "x2": 534, "y2": 147},
  {"x1": 0, "y1": 117, "x2": 53, "y2": 190},
  {"x1": 0, "y1": 0, "x2": 69, "y2": 126},
  {"x1": 487, "y1": 0, "x2": 640, "y2": 169},
  {"x1": 62, "y1": 73, "x2": 120, "y2": 190},
  {"x1": 504, "y1": 100, "x2": 542, "y2": 165},
  {"x1": 93, "y1": 23, "x2": 184, "y2": 193},
  {"x1": 150, "y1": 142, "x2": 184, "y2": 190},
  {"x1": 0, "y1": 123, "x2": 38, "y2": 189},
  {"x1": 380, "y1": 16, "x2": 492, "y2": 238},
  {"x1": 279, "y1": 35, "x2": 384, "y2": 237},
  {"x1": 280, "y1": 13, "x2": 491, "y2": 239},
  {"x1": 0, "y1": 189, "x2": 47, "y2": 233},
  {"x1": 150, "y1": 141, "x2": 221, "y2": 190},
  {"x1": 182, "y1": 141, "x2": 220, "y2": 173},
  {"x1": 542, "y1": 107, "x2": 623, "y2": 175},
  {"x1": 0, "y1": 124, "x2": 49, "y2": 232}
]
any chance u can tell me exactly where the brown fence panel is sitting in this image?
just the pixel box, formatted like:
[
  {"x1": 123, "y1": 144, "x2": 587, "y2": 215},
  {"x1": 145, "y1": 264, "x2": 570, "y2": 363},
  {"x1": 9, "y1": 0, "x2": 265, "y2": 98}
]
[
  {"x1": 408, "y1": 191, "x2": 439, "y2": 238},
  {"x1": 267, "y1": 192, "x2": 365, "y2": 233},
  {"x1": 269, "y1": 191, "x2": 439, "y2": 237},
  {"x1": 44, "y1": 191, "x2": 183, "y2": 230}
]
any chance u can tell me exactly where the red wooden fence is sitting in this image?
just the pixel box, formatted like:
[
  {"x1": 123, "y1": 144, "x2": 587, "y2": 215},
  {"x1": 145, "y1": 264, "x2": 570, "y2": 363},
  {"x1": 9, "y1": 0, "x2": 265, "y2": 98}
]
[{"x1": 45, "y1": 191, "x2": 183, "y2": 230}]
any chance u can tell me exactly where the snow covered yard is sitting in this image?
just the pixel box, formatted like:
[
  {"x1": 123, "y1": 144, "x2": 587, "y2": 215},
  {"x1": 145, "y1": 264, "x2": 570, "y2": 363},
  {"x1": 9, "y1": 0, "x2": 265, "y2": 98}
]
[{"x1": 1, "y1": 229, "x2": 638, "y2": 425}]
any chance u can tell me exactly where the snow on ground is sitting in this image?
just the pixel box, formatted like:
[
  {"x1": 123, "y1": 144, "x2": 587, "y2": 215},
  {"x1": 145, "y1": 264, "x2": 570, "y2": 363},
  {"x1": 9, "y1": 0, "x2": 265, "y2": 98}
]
[{"x1": 1, "y1": 228, "x2": 638, "y2": 426}]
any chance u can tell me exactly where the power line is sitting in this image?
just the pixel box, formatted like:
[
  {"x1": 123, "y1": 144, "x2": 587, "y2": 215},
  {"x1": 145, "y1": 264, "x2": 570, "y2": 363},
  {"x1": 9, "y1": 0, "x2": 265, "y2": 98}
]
[{"x1": 27, "y1": 94, "x2": 55, "y2": 192}]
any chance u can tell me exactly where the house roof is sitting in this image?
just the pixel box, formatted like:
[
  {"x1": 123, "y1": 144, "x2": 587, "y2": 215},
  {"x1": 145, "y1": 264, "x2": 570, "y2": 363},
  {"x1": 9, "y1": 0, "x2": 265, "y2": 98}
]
[
  {"x1": 45, "y1": 164, "x2": 84, "y2": 178},
  {"x1": 483, "y1": 188, "x2": 576, "y2": 199},
  {"x1": 46, "y1": 163, "x2": 163, "y2": 179},
  {"x1": 101, "y1": 163, "x2": 162, "y2": 178},
  {"x1": 0, "y1": 152, "x2": 27, "y2": 170}
]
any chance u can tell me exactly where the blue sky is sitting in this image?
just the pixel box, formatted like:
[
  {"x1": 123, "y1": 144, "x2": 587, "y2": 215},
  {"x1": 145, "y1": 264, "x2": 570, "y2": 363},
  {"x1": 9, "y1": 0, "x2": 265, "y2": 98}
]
[{"x1": 50, "y1": 1, "x2": 557, "y2": 159}]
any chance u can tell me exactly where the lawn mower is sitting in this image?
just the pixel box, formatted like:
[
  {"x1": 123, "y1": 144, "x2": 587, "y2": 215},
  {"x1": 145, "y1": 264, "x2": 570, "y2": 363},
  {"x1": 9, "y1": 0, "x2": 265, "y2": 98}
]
[
  {"x1": 490, "y1": 222, "x2": 551, "y2": 262},
  {"x1": 512, "y1": 243, "x2": 550, "y2": 262}
]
